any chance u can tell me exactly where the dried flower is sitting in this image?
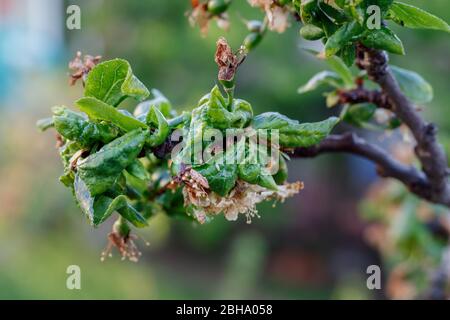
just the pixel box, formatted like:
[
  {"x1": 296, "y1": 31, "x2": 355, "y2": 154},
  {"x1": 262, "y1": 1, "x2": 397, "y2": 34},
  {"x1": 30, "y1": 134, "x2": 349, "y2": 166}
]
[
  {"x1": 180, "y1": 168, "x2": 303, "y2": 224},
  {"x1": 68, "y1": 51, "x2": 102, "y2": 86}
]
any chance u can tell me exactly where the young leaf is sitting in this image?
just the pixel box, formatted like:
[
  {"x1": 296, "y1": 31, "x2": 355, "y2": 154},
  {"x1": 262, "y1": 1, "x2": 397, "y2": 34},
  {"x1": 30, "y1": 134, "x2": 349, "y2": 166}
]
[
  {"x1": 326, "y1": 56, "x2": 355, "y2": 87},
  {"x1": 387, "y1": 2, "x2": 450, "y2": 32},
  {"x1": 84, "y1": 59, "x2": 150, "y2": 107},
  {"x1": 361, "y1": 26, "x2": 405, "y2": 55},
  {"x1": 76, "y1": 97, "x2": 148, "y2": 132},
  {"x1": 324, "y1": 21, "x2": 364, "y2": 58},
  {"x1": 343, "y1": 103, "x2": 377, "y2": 127},
  {"x1": 390, "y1": 65, "x2": 433, "y2": 104},
  {"x1": 298, "y1": 71, "x2": 344, "y2": 94}
]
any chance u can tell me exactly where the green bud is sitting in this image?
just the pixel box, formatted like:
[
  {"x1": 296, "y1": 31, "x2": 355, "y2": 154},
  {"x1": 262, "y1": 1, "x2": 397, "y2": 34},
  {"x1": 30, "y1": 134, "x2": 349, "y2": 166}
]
[
  {"x1": 300, "y1": 24, "x2": 325, "y2": 40},
  {"x1": 243, "y1": 32, "x2": 263, "y2": 51},
  {"x1": 207, "y1": 0, "x2": 231, "y2": 15}
]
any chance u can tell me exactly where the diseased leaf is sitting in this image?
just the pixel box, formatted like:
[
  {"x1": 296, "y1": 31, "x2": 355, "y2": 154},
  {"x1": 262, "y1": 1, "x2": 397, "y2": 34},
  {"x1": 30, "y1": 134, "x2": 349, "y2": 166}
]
[
  {"x1": 195, "y1": 162, "x2": 238, "y2": 196},
  {"x1": 391, "y1": 65, "x2": 433, "y2": 104},
  {"x1": 298, "y1": 71, "x2": 344, "y2": 94},
  {"x1": 387, "y1": 2, "x2": 450, "y2": 32},
  {"x1": 84, "y1": 59, "x2": 150, "y2": 106},
  {"x1": 77, "y1": 129, "x2": 148, "y2": 196},
  {"x1": 279, "y1": 117, "x2": 340, "y2": 148},
  {"x1": 361, "y1": 26, "x2": 405, "y2": 55},
  {"x1": 146, "y1": 105, "x2": 170, "y2": 147},
  {"x1": 76, "y1": 97, "x2": 148, "y2": 132},
  {"x1": 52, "y1": 106, "x2": 119, "y2": 147},
  {"x1": 252, "y1": 112, "x2": 340, "y2": 148}
]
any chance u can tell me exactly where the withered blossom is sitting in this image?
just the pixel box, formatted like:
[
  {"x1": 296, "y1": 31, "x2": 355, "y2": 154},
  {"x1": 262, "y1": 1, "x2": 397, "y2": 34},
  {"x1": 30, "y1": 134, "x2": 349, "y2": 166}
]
[
  {"x1": 101, "y1": 224, "x2": 149, "y2": 263},
  {"x1": 68, "y1": 51, "x2": 102, "y2": 86},
  {"x1": 179, "y1": 168, "x2": 303, "y2": 224},
  {"x1": 188, "y1": 1, "x2": 230, "y2": 37},
  {"x1": 215, "y1": 37, "x2": 245, "y2": 82},
  {"x1": 247, "y1": 0, "x2": 290, "y2": 33}
]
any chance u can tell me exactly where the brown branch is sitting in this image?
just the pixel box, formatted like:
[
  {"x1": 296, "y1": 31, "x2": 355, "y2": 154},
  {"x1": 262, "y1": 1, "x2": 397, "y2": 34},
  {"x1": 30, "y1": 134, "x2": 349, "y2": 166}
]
[
  {"x1": 336, "y1": 87, "x2": 391, "y2": 109},
  {"x1": 287, "y1": 133, "x2": 435, "y2": 202},
  {"x1": 356, "y1": 44, "x2": 450, "y2": 206}
]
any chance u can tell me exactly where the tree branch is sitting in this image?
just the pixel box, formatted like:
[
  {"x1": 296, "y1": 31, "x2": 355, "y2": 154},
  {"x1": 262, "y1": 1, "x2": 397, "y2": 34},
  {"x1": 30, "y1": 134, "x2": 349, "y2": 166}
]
[
  {"x1": 287, "y1": 133, "x2": 435, "y2": 202},
  {"x1": 356, "y1": 44, "x2": 450, "y2": 206}
]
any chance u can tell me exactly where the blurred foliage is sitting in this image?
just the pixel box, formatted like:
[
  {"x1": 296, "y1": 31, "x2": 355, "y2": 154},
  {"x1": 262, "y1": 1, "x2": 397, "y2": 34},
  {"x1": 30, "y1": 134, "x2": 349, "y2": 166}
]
[{"x1": 0, "y1": 0, "x2": 449, "y2": 299}]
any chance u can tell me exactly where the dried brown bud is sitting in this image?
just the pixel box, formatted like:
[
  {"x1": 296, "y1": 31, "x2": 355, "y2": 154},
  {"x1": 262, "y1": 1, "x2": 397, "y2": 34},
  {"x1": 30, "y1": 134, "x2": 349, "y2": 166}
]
[
  {"x1": 215, "y1": 37, "x2": 245, "y2": 82},
  {"x1": 68, "y1": 51, "x2": 102, "y2": 86}
]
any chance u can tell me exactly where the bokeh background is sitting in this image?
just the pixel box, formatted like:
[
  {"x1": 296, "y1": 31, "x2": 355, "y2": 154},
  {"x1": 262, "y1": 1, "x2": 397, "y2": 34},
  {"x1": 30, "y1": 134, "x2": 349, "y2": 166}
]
[{"x1": 0, "y1": 0, "x2": 449, "y2": 299}]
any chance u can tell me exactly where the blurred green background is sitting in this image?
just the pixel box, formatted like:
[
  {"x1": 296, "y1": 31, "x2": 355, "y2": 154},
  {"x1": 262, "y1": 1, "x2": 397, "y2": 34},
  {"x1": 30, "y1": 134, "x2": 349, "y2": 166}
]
[{"x1": 0, "y1": 0, "x2": 448, "y2": 299}]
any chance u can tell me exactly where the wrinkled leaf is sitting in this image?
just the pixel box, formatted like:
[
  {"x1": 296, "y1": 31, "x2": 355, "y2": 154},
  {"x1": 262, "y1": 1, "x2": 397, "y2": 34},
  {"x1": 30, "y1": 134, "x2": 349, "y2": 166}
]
[
  {"x1": 146, "y1": 105, "x2": 170, "y2": 146},
  {"x1": 252, "y1": 112, "x2": 340, "y2": 148},
  {"x1": 77, "y1": 129, "x2": 148, "y2": 196},
  {"x1": 52, "y1": 106, "x2": 119, "y2": 146},
  {"x1": 195, "y1": 162, "x2": 238, "y2": 196}
]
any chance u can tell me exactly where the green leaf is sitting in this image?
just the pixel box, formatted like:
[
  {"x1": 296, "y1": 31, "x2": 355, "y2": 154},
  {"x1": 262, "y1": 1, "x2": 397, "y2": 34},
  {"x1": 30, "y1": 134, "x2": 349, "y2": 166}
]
[
  {"x1": 363, "y1": 0, "x2": 393, "y2": 13},
  {"x1": 361, "y1": 26, "x2": 405, "y2": 55},
  {"x1": 279, "y1": 117, "x2": 340, "y2": 148},
  {"x1": 343, "y1": 103, "x2": 377, "y2": 127},
  {"x1": 390, "y1": 65, "x2": 433, "y2": 104},
  {"x1": 324, "y1": 21, "x2": 364, "y2": 58},
  {"x1": 387, "y1": 2, "x2": 450, "y2": 32},
  {"x1": 74, "y1": 176, "x2": 148, "y2": 228},
  {"x1": 195, "y1": 162, "x2": 238, "y2": 197},
  {"x1": 204, "y1": 86, "x2": 253, "y2": 129},
  {"x1": 126, "y1": 159, "x2": 150, "y2": 181},
  {"x1": 77, "y1": 129, "x2": 148, "y2": 196},
  {"x1": 146, "y1": 105, "x2": 170, "y2": 147},
  {"x1": 36, "y1": 117, "x2": 54, "y2": 131},
  {"x1": 338, "y1": 44, "x2": 356, "y2": 67},
  {"x1": 326, "y1": 55, "x2": 355, "y2": 87},
  {"x1": 298, "y1": 71, "x2": 344, "y2": 94},
  {"x1": 76, "y1": 97, "x2": 148, "y2": 132},
  {"x1": 52, "y1": 106, "x2": 119, "y2": 146},
  {"x1": 251, "y1": 112, "x2": 340, "y2": 148},
  {"x1": 84, "y1": 59, "x2": 150, "y2": 107}
]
